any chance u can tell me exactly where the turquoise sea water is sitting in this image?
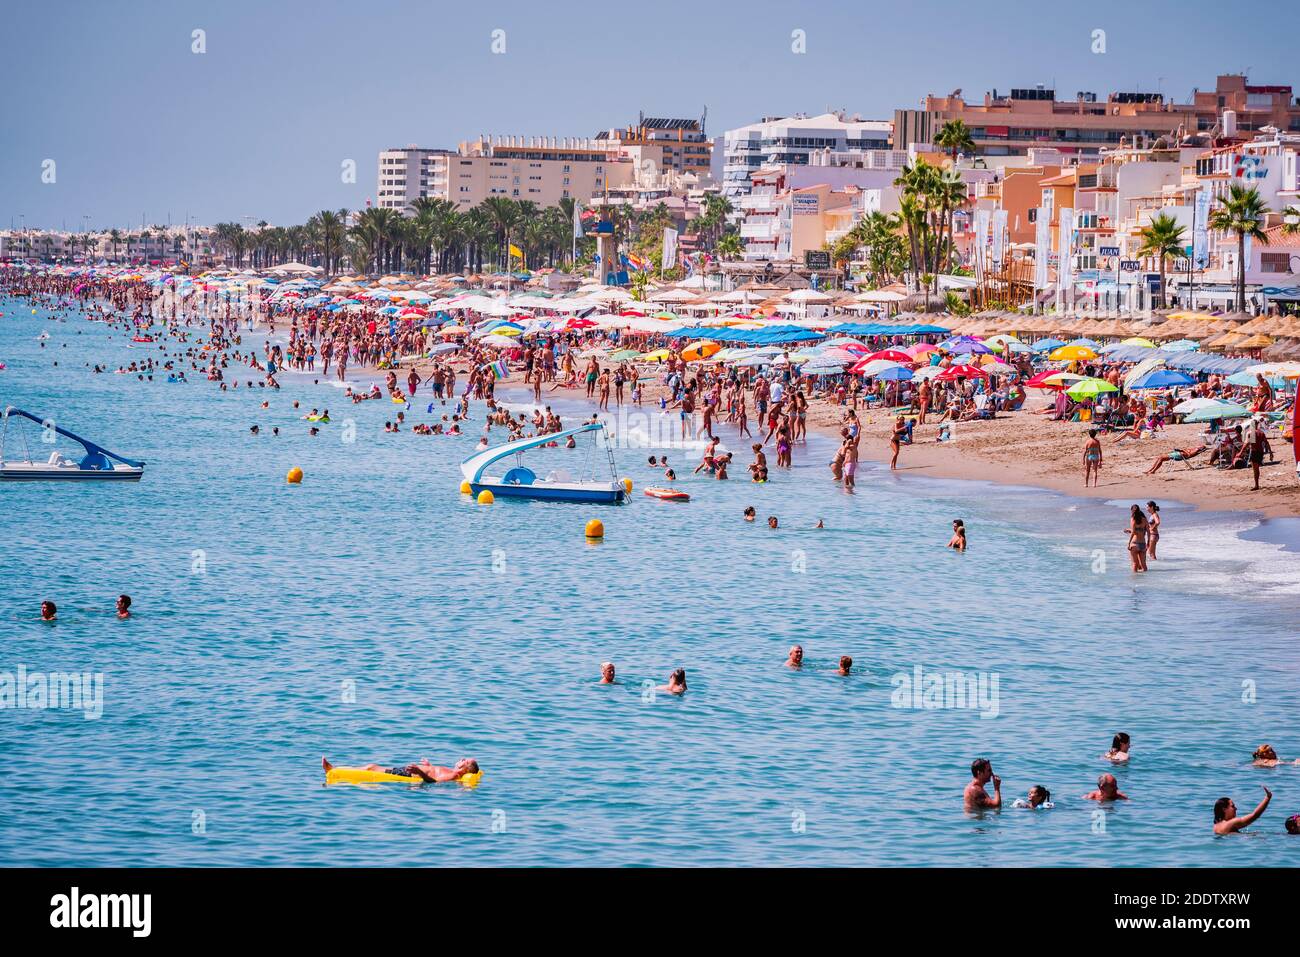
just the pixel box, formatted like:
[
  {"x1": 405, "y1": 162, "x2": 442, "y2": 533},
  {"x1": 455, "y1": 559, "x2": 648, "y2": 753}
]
[{"x1": 2, "y1": 295, "x2": 1299, "y2": 867}]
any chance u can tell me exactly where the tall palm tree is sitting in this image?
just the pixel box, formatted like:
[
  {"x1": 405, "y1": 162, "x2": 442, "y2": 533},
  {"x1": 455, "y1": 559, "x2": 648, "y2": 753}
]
[
  {"x1": 934, "y1": 119, "x2": 975, "y2": 163},
  {"x1": 307, "y1": 209, "x2": 348, "y2": 275},
  {"x1": 109, "y1": 228, "x2": 122, "y2": 261},
  {"x1": 1136, "y1": 212, "x2": 1187, "y2": 308},
  {"x1": 478, "y1": 196, "x2": 522, "y2": 272},
  {"x1": 1208, "y1": 184, "x2": 1270, "y2": 312}
]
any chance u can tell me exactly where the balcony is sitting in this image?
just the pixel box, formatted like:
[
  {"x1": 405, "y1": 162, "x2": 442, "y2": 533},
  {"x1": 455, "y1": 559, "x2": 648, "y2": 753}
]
[
  {"x1": 740, "y1": 220, "x2": 780, "y2": 239},
  {"x1": 738, "y1": 193, "x2": 778, "y2": 210}
]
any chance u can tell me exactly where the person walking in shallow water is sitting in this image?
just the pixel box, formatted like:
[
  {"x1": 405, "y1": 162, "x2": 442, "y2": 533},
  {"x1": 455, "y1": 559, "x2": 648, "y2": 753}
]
[{"x1": 1126, "y1": 505, "x2": 1149, "y2": 572}]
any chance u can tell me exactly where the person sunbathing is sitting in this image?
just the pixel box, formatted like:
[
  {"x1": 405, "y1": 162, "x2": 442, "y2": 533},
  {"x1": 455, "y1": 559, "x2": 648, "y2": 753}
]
[
  {"x1": 322, "y1": 756, "x2": 479, "y2": 783},
  {"x1": 1145, "y1": 444, "x2": 1208, "y2": 474}
]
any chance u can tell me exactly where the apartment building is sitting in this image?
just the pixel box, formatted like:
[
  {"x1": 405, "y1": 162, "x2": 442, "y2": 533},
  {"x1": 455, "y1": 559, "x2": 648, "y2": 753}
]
[
  {"x1": 376, "y1": 137, "x2": 634, "y2": 212},
  {"x1": 895, "y1": 74, "x2": 1300, "y2": 158},
  {"x1": 721, "y1": 112, "x2": 892, "y2": 198},
  {"x1": 1, "y1": 226, "x2": 216, "y2": 263},
  {"x1": 595, "y1": 115, "x2": 713, "y2": 182}
]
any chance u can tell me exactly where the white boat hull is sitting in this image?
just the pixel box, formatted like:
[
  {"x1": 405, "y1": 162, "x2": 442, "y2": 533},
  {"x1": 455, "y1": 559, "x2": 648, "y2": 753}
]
[{"x1": 0, "y1": 462, "x2": 144, "y2": 481}]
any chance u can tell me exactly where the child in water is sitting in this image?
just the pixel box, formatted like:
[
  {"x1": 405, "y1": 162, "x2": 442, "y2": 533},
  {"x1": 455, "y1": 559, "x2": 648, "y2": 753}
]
[{"x1": 1012, "y1": 786, "x2": 1053, "y2": 809}]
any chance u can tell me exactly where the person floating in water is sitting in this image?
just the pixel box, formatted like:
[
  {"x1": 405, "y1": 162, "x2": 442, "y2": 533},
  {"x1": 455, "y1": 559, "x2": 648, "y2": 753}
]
[
  {"x1": 599, "y1": 662, "x2": 616, "y2": 684},
  {"x1": 1251, "y1": 744, "x2": 1299, "y2": 767},
  {"x1": 1012, "y1": 785, "x2": 1053, "y2": 809},
  {"x1": 1083, "y1": 773, "x2": 1128, "y2": 802},
  {"x1": 116, "y1": 595, "x2": 131, "y2": 619},
  {"x1": 964, "y1": 758, "x2": 1001, "y2": 810},
  {"x1": 1104, "y1": 732, "x2": 1130, "y2": 763},
  {"x1": 321, "y1": 756, "x2": 479, "y2": 783},
  {"x1": 1214, "y1": 787, "x2": 1271, "y2": 834},
  {"x1": 743, "y1": 507, "x2": 756, "y2": 522},
  {"x1": 836, "y1": 655, "x2": 852, "y2": 676},
  {"x1": 785, "y1": 645, "x2": 803, "y2": 669},
  {"x1": 40, "y1": 600, "x2": 57, "y2": 621}
]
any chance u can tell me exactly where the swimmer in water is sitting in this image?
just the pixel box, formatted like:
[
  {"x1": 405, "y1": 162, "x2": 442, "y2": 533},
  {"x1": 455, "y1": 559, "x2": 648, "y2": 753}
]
[
  {"x1": 41, "y1": 600, "x2": 57, "y2": 621},
  {"x1": 657, "y1": 668, "x2": 687, "y2": 695},
  {"x1": 785, "y1": 645, "x2": 803, "y2": 669},
  {"x1": 964, "y1": 758, "x2": 1002, "y2": 810},
  {"x1": 116, "y1": 595, "x2": 131, "y2": 619},
  {"x1": 947, "y1": 519, "x2": 967, "y2": 551},
  {"x1": 1250, "y1": 744, "x2": 1299, "y2": 767},
  {"x1": 321, "y1": 755, "x2": 479, "y2": 783},
  {"x1": 647, "y1": 455, "x2": 658, "y2": 467},
  {"x1": 836, "y1": 655, "x2": 852, "y2": 676},
  {"x1": 1214, "y1": 787, "x2": 1271, "y2": 834},
  {"x1": 1083, "y1": 773, "x2": 1128, "y2": 802},
  {"x1": 664, "y1": 468, "x2": 676, "y2": 481},
  {"x1": 1286, "y1": 814, "x2": 1300, "y2": 835},
  {"x1": 743, "y1": 507, "x2": 756, "y2": 522},
  {"x1": 815, "y1": 519, "x2": 824, "y2": 529},
  {"x1": 1104, "y1": 732, "x2": 1130, "y2": 762},
  {"x1": 599, "y1": 662, "x2": 616, "y2": 684},
  {"x1": 249, "y1": 424, "x2": 260, "y2": 435},
  {"x1": 1012, "y1": 785, "x2": 1053, "y2": 809},
  {"x1": 767, "y1": 516, "x2": 778, "y2": 529}
]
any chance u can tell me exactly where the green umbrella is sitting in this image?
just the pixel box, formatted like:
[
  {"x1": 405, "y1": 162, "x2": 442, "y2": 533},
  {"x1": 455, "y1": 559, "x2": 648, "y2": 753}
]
[
  {"x1": 1065, "y1": 377, "x2": 1119, "y2": 400},
  {"x1": 1183, "y1": 401, "x2": 1251, "y2": 423},
  {"x1": 608, "y1": 349, "x2": 642, "y2": 361}
]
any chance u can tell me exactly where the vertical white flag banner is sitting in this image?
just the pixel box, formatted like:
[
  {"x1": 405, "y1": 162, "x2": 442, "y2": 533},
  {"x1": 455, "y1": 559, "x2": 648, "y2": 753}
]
[
  {"x1": 973, "y1": 208, "x2": 990, "y2": 279},
  {"x1": 1057, "y1": 207, "x2": 1074, "y2": 293},
  {"x1": 1193, "y1": 189, "x2": 1210, "y2": 268},
  {"x1": 573, "y1": 202, "x2": 584, "y2": 239},
  {"x1": 662, "y1": 227, "x2": 679, "y2": 271},
  {"x1": 1034, "y1": 210, "x2": 1051, "y2": 290},
  {"x1": 992, "y1": 209, "x2": 1008, "y2": 267}
]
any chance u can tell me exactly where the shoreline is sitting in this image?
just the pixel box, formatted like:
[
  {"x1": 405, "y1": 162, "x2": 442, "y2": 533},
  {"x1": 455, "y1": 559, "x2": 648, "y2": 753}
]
[{"x1": 476, "y1": 367, "x2": 1300, "y2": 523}]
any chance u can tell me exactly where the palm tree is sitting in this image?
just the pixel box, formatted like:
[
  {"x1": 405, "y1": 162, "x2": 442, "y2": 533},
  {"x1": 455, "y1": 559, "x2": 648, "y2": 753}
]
[
  {"x1": 109, "y1": 228, "x2": 122, "y2": 262},
  {"x1": 478, "y1": 197, "x2": 522, "y2": 272},
  {"x1": 1136, "y1": 212, "x2": 1187, "y2": 308},
  {"x1": 934, "y1": 120, "x2": 975, "y2": 163},
  {"x1": 307, "y1": 209, "x2": 348, "y2": 275},
  {"x1": 1208, "y1": 184, "x2": 1270, "y2": 312},
  {"x1": 715, "y1": 233, "x2": 742, "y2": 261}
]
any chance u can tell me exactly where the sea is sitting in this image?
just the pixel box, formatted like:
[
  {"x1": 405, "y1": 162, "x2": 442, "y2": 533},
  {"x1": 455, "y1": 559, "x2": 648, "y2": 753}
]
[{"x1": 2, "y1": 294, "x2": 1299, "y2": 866}]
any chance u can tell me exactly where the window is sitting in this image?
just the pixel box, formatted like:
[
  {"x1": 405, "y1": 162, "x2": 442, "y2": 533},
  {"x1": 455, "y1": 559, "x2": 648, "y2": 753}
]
[{"x1": 1261, "y1": 252, "x2": 1293, "y2": 273}]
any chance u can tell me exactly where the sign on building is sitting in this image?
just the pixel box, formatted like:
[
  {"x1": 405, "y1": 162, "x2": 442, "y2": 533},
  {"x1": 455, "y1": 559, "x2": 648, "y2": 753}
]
[
  {"x1": 804, "y1": 249, "x2": 831, "y2": 269},
  {"x1": 792, "y1": 194, "x2": 820, "y2": 216}
]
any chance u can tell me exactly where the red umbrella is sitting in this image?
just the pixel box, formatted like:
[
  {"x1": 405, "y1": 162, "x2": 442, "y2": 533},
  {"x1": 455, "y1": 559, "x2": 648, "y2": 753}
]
[
  {"x1": 935, "y1": 364, "x2": 987, "y2": 381},
  {"x1": 565, "y1": 317, "x2": 598, "y2": 329},
  {"x1": 866, "y1": 349, "x2": 912, "y2": 362},
  {"x1": 1025, "y1": 370, "x2": 1065, "y2": 391}
]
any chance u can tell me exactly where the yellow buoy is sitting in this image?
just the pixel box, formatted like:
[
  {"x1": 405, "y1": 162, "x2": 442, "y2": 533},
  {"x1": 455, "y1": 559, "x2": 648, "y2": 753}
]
[
  {"x1": 622, "y1": 478, "x2": 633, "y2": 493},
  {"x1": 459, "y1": 480, "x2": 472, "y2": 495},
  {"x1": 477, "y1": 490, "x2": 495, "y2": 505},
  {"x1": 286, "y1": 467, "x2": 303, "y2": 484},
  {"x1": 585, "y1": 519, "x2": 604, "y2": 539}
]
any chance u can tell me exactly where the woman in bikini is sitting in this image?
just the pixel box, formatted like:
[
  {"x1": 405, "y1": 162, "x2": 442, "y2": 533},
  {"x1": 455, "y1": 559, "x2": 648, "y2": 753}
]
[
  {"x1": 1126, "y1": 504, "x2": 1149, "y2": 572},
  {"x1": 1145, "y1": 501, "x2": 1161, "y2": 561}
]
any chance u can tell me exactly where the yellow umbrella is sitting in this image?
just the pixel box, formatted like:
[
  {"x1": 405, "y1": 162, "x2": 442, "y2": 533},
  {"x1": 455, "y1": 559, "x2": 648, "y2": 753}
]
[
  {"x1": 1120, "y1": 336, "x2": 1155, "y2": 348},
  {"x1": 1049, "y1": 344, "x2": 1098, "y2": 361},
  {"x1": 641, "y1": 348, "x2": 672, "y2": 362},
  {"x1": 681, "y1": 341, "x2": 721, "y2": 362},
  {"x1": 492, "y1": 327, "x2": 522, "y2": 337}
]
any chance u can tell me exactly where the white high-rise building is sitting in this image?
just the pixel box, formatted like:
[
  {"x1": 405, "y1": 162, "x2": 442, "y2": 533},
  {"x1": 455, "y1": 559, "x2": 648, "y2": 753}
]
[
  {"x1": 721, "y1": 112, "x2": 892, "y2": 198},
  {"x1": 376, "y1": 147, "x2": 455, "y2": 211}
]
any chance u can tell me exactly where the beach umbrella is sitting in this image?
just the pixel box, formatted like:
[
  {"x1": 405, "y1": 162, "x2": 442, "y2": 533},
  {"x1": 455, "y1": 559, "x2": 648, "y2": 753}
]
[
  {"x1": 865, "y1": 349, "x2": 913, "y2": 363},
  {"x1": 608, "y1": 349, "x2": 642, "y2": 361},
  {"x1": 1121, "y1": 336, "x2": 1156, "y2": 348},
  {"x1": 935, "y1": 364, "x2": 987, "y2": 381},
  {"x1": 438, "y1": 326, "x2": 469, "y2": 337},
  {"x1": 981, "y1": 360, "x2": 1016, "y2": 374},
  {"x1": 1129, "y1": 369, "x2": 1196, "y2": 390},
  {"x1": 1065, "y1": 378, "x2": 1119, "y2": 400},
  {"x1": 1049, "y1": 344, "x2": 1098, "y2": 361},
  {"x1": 800, "y1": 360, "x2": 847, "y2": 375},
  {"x1": 1225, "y1": 370, "x2": 1286, "y2": 388},
  {"x1": 1183, "y1": 401, "x2": 1251, "y2": 423},
  {"x1": 1173, "y1": 397, "x2": 1225, "y2": 413},
  {"x1": 1162, "y1": 339, "x2": 1202, "y2": 352},
  {"x1": 481, "y1": 334, "x2": 518, "y2": 348},
  {"x1": 851, "y1": 357, "x2": 907, "y2": 377},
  {"x1": 682, "y1": 341, "x2": 721, "y2": 362},
  {"x1": 939, "y1": 336, "x2": 991, "y2": 354},
  {"x1": 641, "y1": 348, "x2": 672, "y2": 363},
  {"x1": 874, "y1": 365, "x2": 915, "y2": 382},
  {"x1": 907, "y1": 343, "x2": 940, "y2": 358},
  {"x1": 1031, "y1": 338, "x2": 1066, "y2": 352},
  {"x1": 428, "y1": 342, "x2": 461, "y2": 355}
]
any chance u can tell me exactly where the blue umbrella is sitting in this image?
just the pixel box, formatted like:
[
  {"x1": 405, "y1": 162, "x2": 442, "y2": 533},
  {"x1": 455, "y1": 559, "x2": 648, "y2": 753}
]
[
  {"x1": 1031, "y1": 338, "x2": 1066, "y2": 352},
  {"x1": 1067, "y1": 337, "x2": 1100, "y2": 348},
  {"x1": 875, "y1": 365, "x2": 915, "y2": 381},
  {"x1": 1163, "y1": 339, "x2": 1201, "y2": 352},
  {"x1": 1129, "y1": 369, "x2": 1196, "y2": 389},
  {"x1": 1225, "y1": 370, "x2": 1286, "y2": 388}
]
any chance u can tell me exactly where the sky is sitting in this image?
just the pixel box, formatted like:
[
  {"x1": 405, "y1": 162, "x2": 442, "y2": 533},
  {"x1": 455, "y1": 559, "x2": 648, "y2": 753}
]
[{"x1": 2, "y1": 0, "x2": 1295, "y2": 230}]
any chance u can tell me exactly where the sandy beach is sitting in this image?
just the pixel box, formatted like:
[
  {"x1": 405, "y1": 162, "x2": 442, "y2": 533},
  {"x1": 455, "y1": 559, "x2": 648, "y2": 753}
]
[{"x1": 471, "y1": 363, "x2": 1300, "y2": 519}]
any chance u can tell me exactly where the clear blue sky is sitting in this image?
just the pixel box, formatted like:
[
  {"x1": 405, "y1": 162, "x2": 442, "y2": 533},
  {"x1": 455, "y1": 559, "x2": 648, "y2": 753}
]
[{"x1": 2, "y1": 0, "x2": 1292, "y2": 230}]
